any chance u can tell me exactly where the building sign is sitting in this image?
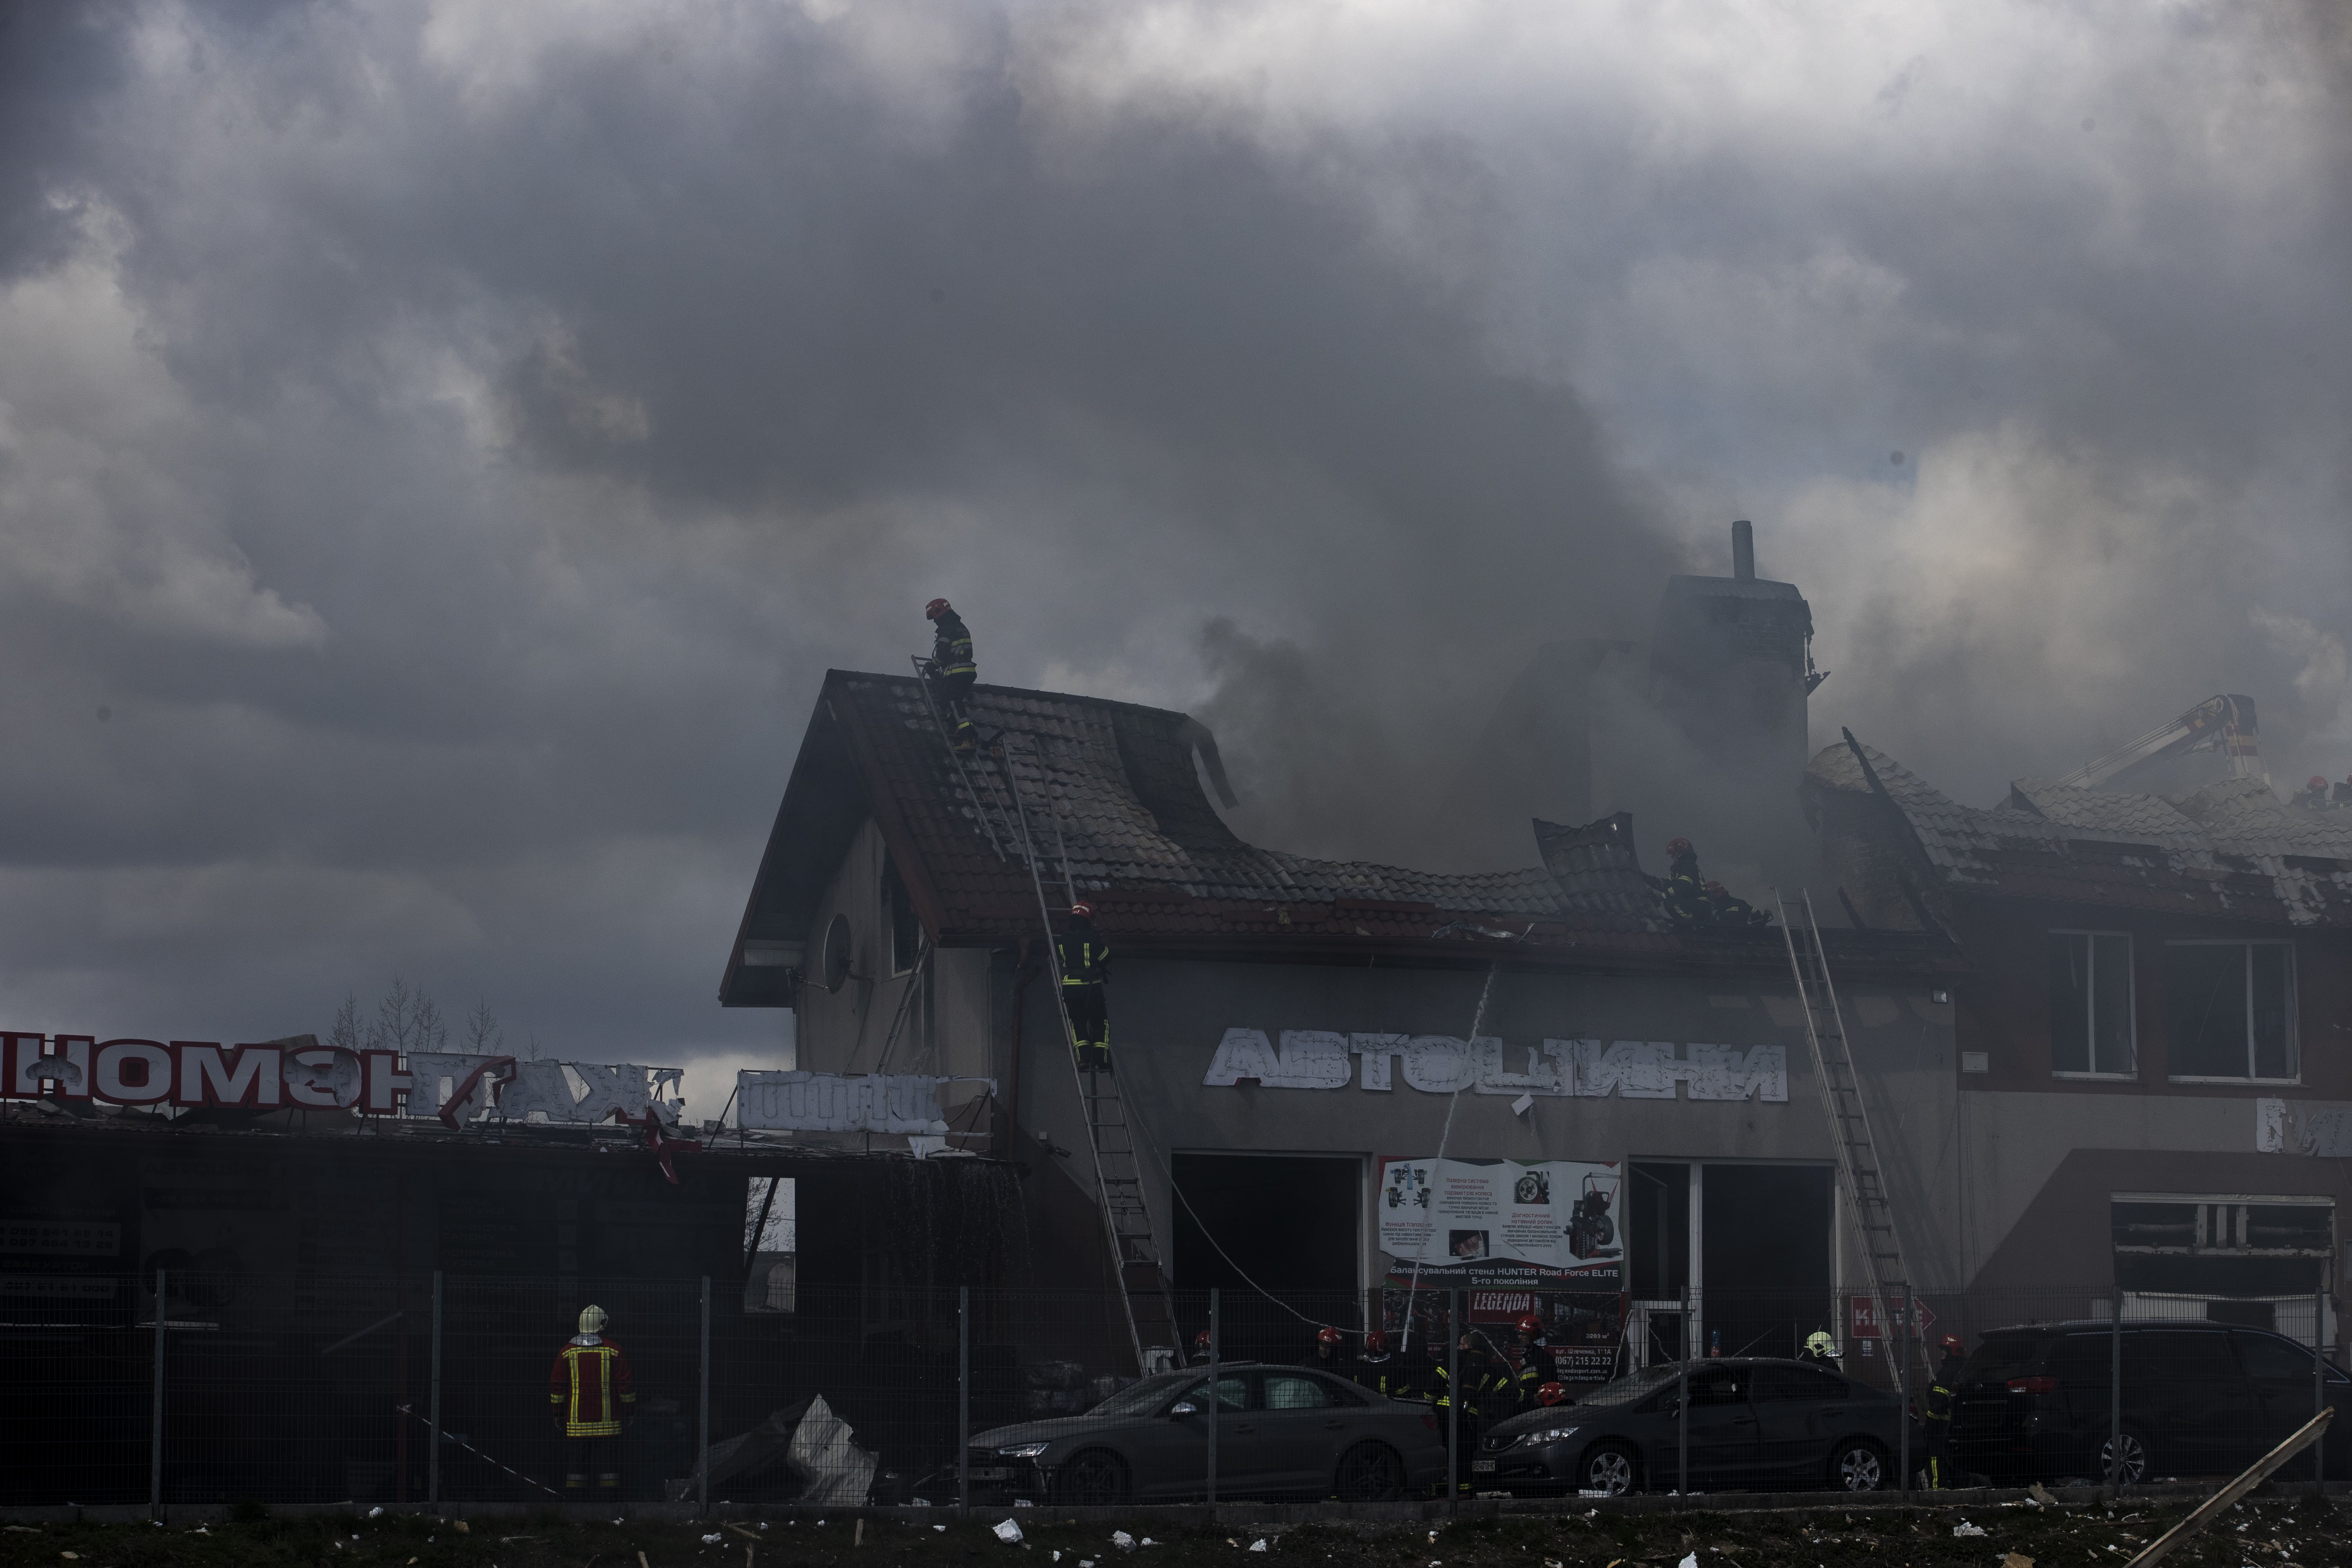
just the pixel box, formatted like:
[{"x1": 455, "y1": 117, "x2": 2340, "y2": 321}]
[
  {"x1": 736, "y1": 1071, "x2": 995, "y2": 1136},
  {"x1": 1203, "y1": 1030, "x2": 1786, "y2": 1102},
  {"x1": 1, "y1": 1033, "x2": 686, "y2": 1129},
  {"x1": 2258, "y1": 1098, "x2": 2352, "y2": 1157},
  {"x1": 1377, "y1": 1156, "x2": 1622, "y2": 1281},
  {"x1": 1848, "y1": 1295, "x2": 1936, "y2": 1341}
]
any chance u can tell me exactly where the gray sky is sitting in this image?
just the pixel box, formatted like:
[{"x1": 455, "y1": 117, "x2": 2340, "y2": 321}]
[{"x1": 0, "y1": 1, "x2": 2344, "y2": 1109}]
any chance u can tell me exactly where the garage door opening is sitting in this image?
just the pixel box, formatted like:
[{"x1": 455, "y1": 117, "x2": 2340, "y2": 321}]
[{"x1": 1171, "y1": 1152, "x2": 1359, "y2": 1296}]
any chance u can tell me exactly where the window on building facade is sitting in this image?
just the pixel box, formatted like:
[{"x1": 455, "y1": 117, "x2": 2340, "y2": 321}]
[
  {"x1": 2164, "y1": 941, "x2": 2295, "y2": 1080},
  {"x1": 2048, "y1": 931, "x2": 2135, "y2": 1076},
  {"x1": 884, "y1": 856, "x2": 923, "y2": 976},
  {"x1": 2111, "y1": 1194, "x2": 2332, "y2": 1299}
]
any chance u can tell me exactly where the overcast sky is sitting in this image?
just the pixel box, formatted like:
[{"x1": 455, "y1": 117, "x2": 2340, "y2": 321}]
[{"x1": 0, "y1": 0, "x2": 2344, "y2": 1110}]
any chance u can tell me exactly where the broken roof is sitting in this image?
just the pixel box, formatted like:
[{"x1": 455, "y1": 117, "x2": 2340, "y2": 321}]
[
  {"x1": 723, "y1": 671, "x2": 1953, "y2": 1001},
  {"x1": 1808, "y1": 737, "x2": 2352, "y2": 927}
]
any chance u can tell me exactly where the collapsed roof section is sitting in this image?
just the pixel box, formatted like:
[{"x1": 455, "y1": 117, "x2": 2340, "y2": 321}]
[
  {"x1": 1807, "y1": 736, "x2": 2352, "y2": 929},
  {"x1": 726, "y1": 671, "x2": 1951, "y2": 1000}
]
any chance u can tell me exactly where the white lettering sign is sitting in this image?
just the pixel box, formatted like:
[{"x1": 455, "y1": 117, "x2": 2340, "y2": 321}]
[
  {"x1": 735, "y1": 1071, "x2": 995, "y2": 1135},
  {"x1": 1204, "y1": 1030, "x2": 1786, "y2": 1103}
]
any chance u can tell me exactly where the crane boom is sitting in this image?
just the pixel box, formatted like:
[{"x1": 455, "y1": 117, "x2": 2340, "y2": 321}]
[{"x1": 2051, "y1": 694, "x2": 2262, "y2": 791}]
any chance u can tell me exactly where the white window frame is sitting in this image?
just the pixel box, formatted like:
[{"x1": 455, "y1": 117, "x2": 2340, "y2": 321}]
[
  {"x1": 2164, "y1": 939, "x2": 2299, "y2": 1085},
  {"x1": 2049, "y1": 928, "x2": 2138, "y2": 1080}
]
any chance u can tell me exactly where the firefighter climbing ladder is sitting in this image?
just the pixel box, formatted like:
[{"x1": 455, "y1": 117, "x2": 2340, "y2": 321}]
[
  {"x1": 910, "y1": 663, "x2": 1183, "y2": 1374},
  {"x1": 1776, "y1": 890, "x2": 1918, "y2": 1405}
]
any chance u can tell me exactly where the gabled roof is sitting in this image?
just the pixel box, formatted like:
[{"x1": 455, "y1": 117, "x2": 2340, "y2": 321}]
[
  {"x1": 723, "y1": 672, "x2": 1954, "y2": 1000},
  {"x1": 1808, "y1": 738, "x2": 2352, "y2": 928}
]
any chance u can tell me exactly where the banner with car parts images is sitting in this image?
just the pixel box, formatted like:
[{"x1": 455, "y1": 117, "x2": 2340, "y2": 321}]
[{"x1": 1376, "y1": 1156, "x2": 1621, "y2": 1280}]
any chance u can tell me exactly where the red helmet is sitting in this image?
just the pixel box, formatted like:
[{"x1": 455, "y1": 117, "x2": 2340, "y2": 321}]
[
  {"x1": 1364, "y1": 1330, "x2": 1390, "y2": 1354},
  {"x1": 1940, "y1": 1334, "x2": 1965, "y2": 1355},
  {"x1": 1317, "y1": 1326, "x2": 1344, "y2": 1348},
  {"x1": 1193, "y1": 1330, "x2": 1212, "y2": 1353},
  {"x1": 1514, "y1": 1313, "x2": 1544, "y2": 1338},
  {"x1": 1667, "y1": 837, "x2": 1693, "y2": 856},
  {"x1": 1535, "y1": 1381, "x2": 1567, "y2": 1407},
  {"x1": 2311, "y1": 776, "x2": 2329, "y2": 790},
  {"x1": 1704, "y1": 881, "x2": 1727, "y2": 896},
  {"x1": 1070, "y1": 901, "x2": 1095, "y2": 919},
  {"x1": 925, "y1": 598, "x2": 952, "y2": 620}
]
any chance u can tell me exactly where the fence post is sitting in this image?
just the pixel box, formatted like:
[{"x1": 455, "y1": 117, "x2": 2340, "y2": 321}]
[
  {"x1": 149, "y1": 1267, "x2": 165, "y2": 1516},
  {"x1": 428, "y1": 1272, "x2": 443, "y2": 1507},
  {"x1": 958, "y1": 1286, "x2": 971, "y2": 1517},
  {"x1": 2315, "y1": 1284, "x2": 2329, "y2": 1497},
  {"x1": 1899, "y1": 1283, "x2": 1911, "y2": 1495},
  {"x1": 2107, "y1": 1285, "x2": 2123, "y2": 1500},
  {"x1": 1677, "y1": 1284, "x2": 1689, "y2": 1499},
  {"x1": 699, "y1": 1277, "x2": 712, "y2": 1515},
  {"x1": 1447, "y1": 1289, "x2": 1460, "y2": 1513},
  {"x1": 1206, "y1": 1290, "x2": 1219, "y2": 1505}
]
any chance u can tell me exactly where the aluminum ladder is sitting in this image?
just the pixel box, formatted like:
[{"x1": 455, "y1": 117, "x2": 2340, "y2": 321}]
[
  {"x1": 910, "y1": 664, "x2": 1182, "y2": 1374},
  {"x1": 1777, "y1": 891, "x2": 1917, "y2": 1402}
]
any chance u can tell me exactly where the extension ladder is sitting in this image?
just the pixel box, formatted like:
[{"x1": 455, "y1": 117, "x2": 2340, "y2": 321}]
[
  {"x1": 910, "y1": 662, "x2": 1183, "y2": 1373},
  {"x1": 1777, "y1": 891, "x2": 1917, "y2": 1401}
]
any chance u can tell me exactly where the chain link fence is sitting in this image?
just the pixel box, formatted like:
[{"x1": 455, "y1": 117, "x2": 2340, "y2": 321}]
[{"x1": 2, "y1": 1276, "x2": 2341, "y2": 1509}]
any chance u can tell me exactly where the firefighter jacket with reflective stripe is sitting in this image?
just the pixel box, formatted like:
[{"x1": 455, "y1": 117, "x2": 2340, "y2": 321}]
[
  {"x1": 1433, "y1": 1357, "x2": 1510, "y2": 1416},
  {"x1": 932, "y1": 615, "x2": 976, "y2": 680},
  {"x1": 1354, "y1": 1355, "x2": 1418, "y2": 1402},
  {"x1": 1058, "y1": 918, "x2": 1109, "y2": 987},
  {"x1": 550, "y1": 1335, "x2": 636, "y2": 1437},
  {"x1": 1924, "y1": 1357, "x2": 1962, "y2": 1424},
  {"x1": 1510, "y1": 1343, "x2": 1559, "y2": 1408}
]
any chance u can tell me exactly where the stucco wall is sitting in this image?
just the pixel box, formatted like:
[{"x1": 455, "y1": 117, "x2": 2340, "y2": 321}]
[{"x1": 1013, "y1": 955, "x2": 1962, "y2": 1294}]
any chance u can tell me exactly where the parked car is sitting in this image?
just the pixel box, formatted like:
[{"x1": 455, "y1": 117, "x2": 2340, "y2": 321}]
[
  {"x1": 1948, "y1": 1321, "x2": 2352, "y2": 1484},
  {"x1": 1473, "y1": 1357, "x2": 1915, "y2": 1495},
  {"x1": 963, "y1": 1363, "x2": 1449, "y2": 1503}
]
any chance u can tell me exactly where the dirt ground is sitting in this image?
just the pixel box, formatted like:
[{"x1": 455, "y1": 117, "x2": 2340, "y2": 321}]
[{"x1": 1, "y1": 1494, "x2": 2347, "y2": 1568}]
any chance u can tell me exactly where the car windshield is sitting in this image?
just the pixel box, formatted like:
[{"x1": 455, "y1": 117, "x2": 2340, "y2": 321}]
[
  {"x1": 1962, "y1": 1334, "x2": 2047, "y2": 1382},
  {"x1": 1079, "y1": 1371, "x2": 1196, "y2": 1418},
  {"x1": 1562, "y1": 1363, "x2": 1686, "y2": 1409}
]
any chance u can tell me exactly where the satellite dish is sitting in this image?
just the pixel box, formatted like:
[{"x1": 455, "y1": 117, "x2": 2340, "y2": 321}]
[{"x1": 822, "y1": 913, "x2": 854, "y2": 993}]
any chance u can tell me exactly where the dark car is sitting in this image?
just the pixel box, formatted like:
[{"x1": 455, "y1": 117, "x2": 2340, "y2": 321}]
[
  {"x1": 1473, "y1": 1357, "x2": 1915, "y2": 1495},
  {"x1": 964, "y1": 1363, "x2": 1449, "y2": 1504},
  {"x1": 1948, "y1": 1321, "x2": 2351, "y2": 1484}
]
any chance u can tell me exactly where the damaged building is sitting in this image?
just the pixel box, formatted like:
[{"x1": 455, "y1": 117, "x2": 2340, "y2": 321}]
[{"x1": 722, "y1": 529, "x2": 2349, "y2": 1384}]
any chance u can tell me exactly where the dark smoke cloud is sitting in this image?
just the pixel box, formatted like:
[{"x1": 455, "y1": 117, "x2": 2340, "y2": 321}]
[{"x1": 0, "y1": 0, "x2": 2342, "y2": 1099}]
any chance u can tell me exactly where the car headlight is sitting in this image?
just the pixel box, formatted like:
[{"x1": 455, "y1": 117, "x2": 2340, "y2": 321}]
[
  {"x1": 1518, "y1": 1426, "x2": 1580, "y2": 1446},
  {"x1": 996, "y1": 1442, "x2": 1052, "y2": 1459}
]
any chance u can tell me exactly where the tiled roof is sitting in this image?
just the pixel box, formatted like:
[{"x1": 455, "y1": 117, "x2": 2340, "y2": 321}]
[
  {"x1": 837, "y1": 672, "x2": 1653, "y2": 937},
  {"x1": 1808, "y1": 738, "x2": 2352, "y2": 927},
  {"x1": 754, "y1": 671, "x2": 1956, "y2": 975}
]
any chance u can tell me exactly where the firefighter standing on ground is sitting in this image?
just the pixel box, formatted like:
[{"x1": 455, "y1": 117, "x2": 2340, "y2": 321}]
[
  {"x1": 1508, "y1": 1313, "x2": 1559, "y2": 1414},
  {"x1": 1306, "y1": 1325, "x2": 1362, "y2": 1380},
  {"x1": 1354, "y1": 1330, "x2": 1417, "y2": 1401},
  {"x1": 1802, "y1": 1329, "x2": 1844, "y2": 1372},
  {"x1": 1922, "y1": 1333, "x2": 1965, "y2": 1489},
  {"x1": 549, "y1": 1305, "x2": 635, "y2": 1492},
  {"x1": 1059, "y1": 900, "x2": 1112, "y2": 1072},
  {"x1": 925, "y1": 598, "x2": 979, "y2": 753},
  {"x1": 1433, "y1": 1331, "x2": 1513, "y2": 1487}
]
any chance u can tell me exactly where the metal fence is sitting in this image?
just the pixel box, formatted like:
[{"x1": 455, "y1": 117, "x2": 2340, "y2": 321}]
[{"x1": 2, "y1": 1275, "x2": 2342, "y2": 1509}]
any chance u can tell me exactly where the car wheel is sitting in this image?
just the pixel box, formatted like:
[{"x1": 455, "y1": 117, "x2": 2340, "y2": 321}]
[
  {"x1": 2099, "y1": 1430, "x2": 2148, "y2": 1487},
  {"x1": 1052, "y1": 1448, "x2": 1130, "y2": 1506},
  {"x1": 1580, "y1": 1441, "x2": 1640, "y2": 1496},
  {"x1": 1829, "y1": 1439, "x2": 1888, "y2": 1492},
  {"x1": 1333, "y1": 1441, "x2": 1407, "y2": 1501}
]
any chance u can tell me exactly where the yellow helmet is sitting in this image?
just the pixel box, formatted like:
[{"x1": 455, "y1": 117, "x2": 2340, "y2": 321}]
[
  {"x1": 1805, "y1": 1331, "x2": 1835, "y2": 1355},
  {"x1": 579, "y1": 1305, "x2": 608, "y2": 1334}
]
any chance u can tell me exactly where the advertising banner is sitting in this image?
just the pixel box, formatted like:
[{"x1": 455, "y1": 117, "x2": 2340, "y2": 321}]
[{"x1": 1377, "y1": 1156, "x2": 1621, "y2": 1282}]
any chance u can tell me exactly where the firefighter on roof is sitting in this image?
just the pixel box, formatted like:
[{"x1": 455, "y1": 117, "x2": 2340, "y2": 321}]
[
  {"x1": 550, "y1": 1304, "x2": 635, "y2": 1491},
  {"x1": 925, "y1": 598, "x2": 978, "y2": 754},
  {"x1": 1059, "y1": 900, "x2": 1112, "y2": 1072}
]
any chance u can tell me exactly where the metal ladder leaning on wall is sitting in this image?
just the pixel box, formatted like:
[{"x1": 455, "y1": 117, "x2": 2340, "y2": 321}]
[
  {"x1": 1776, "y1": 890, "x2": 1917, "y2": 1406},
  {"x1": 911, "y1": 661, "x2": 1183, "y2": 1374}
]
